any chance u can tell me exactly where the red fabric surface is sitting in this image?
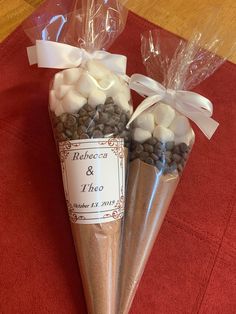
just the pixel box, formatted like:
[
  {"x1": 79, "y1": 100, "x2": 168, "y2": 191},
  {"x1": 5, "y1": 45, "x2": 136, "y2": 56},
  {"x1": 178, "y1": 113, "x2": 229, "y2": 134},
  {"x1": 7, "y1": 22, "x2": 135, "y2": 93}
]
[{"x1": 1, "y1": 10, "x2": 236, "y2": 314}]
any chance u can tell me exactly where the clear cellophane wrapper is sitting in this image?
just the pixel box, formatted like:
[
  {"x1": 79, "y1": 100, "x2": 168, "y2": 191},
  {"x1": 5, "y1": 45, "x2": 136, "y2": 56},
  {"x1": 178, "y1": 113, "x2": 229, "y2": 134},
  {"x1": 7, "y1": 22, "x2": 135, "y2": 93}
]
[
  {"x1": 25, "y1": 1, "x2": 131, "y2": 313},
  {"x1": 119, "y1": 22, "x2": 235, "y2": 314}
]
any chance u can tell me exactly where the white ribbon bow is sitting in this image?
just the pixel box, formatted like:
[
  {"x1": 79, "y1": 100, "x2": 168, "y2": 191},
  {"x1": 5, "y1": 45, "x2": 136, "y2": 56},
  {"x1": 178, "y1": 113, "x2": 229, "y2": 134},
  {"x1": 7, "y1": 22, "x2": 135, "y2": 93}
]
[
  {"x1": 128, "y1": 74, "x2": 219, "y2": 139},
  {"x1": 27, "y1": 40, "x2": 127, "y2": 75}
]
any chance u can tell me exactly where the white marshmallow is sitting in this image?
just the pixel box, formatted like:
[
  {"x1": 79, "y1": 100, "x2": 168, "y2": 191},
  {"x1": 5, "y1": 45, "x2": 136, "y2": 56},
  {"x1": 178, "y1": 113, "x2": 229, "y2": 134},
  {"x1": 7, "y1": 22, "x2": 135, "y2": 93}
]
[
  {"x1": 169, "y1": 115, "x2": 191, "y2": 136},
  {"x1": 86, "y1": 60, "x2": 109, "y2": 80},
  {"x1": 62, "y1": 68, "x2": 82, "y2": 85},
  {"x1": 49, "y1": 90, "x2": 58, "y2": 111},
  {"x1": 55, "y1": 103, "x2": 65, "y2": 117},
  {"x1": 53, "y1": 72, "x2": 64, "y2": 90},
  {"x1": 134, "y1": 112, "x2": 155, "y2": 133},
  {"x1": 132, "y1": 128, "x2": 152, "y2": 143},
  {"x1": 154, "y1": 102, "x2": 175, "y2": 127},
  {"x1": 62, "y1": 90, "x2": 87, "y2": 114},
  {"x1": 76, "y1": 73, "x2": 98, "y2": 97},
  {"x1": 175, "y1": 128, "x2": 195, "y2": 146},
  {"x1": 55, "y1": 85, "x2": 71, "y2": 99},
  {"x1": 153, "y1": 126, "x2": 175, "y2": 143},
  {"x1": 88, "y1": 90, "x2": 106, "y2": 108},
  {"x1": 113, "y1": 93, "x2": 130, "y2": 112}
]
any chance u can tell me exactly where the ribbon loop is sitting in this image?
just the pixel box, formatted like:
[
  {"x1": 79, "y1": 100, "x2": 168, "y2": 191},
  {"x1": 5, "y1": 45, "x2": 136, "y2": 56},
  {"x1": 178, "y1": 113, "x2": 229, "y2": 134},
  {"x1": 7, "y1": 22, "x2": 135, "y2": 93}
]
[
  {"x1": 27, "y1": 40, "x2": 127, "y2": 75},
  {"x1": 128, "y1": 74, "x2": 219, "y2": 139}
]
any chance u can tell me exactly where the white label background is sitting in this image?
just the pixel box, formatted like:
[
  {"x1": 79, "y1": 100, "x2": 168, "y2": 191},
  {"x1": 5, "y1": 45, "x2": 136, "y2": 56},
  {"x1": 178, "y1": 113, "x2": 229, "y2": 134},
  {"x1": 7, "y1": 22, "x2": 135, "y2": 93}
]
[{"x1": 59, "y1": 138, "x2": 125, "y2": 224}]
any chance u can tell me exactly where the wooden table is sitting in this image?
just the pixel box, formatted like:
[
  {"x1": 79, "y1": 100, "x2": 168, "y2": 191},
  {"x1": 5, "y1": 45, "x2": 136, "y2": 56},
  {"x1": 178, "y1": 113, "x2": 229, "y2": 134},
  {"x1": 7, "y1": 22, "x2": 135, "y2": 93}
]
[{"x1": 1, "y1": 0, "x2": 236, "y2": 63}]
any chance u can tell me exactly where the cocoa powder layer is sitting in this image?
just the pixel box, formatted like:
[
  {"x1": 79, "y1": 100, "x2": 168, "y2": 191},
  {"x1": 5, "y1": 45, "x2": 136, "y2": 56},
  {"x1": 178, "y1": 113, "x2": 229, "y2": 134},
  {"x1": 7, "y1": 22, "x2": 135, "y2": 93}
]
[
  {"x1": 71, "y1": 220, "x2": 121, "y2": 314},
  {"x1": 119, "y1": 159, "x2": 179, "y2": 314}
]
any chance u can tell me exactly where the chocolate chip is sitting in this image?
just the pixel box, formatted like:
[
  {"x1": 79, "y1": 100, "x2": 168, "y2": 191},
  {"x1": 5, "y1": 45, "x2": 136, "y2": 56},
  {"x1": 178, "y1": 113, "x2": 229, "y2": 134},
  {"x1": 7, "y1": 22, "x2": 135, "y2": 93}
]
[
  {"x1": 77, "y1": 125, "x2": 87, "y2": 134},
  {"x1": 139, "y1": 151, "x2": 149, "y2": 160},
  {"x1": 52, "y1": 115, "x2": 60, "y2": 126},
  {"x1": 88, "y1": 110, "x2": 96, "y2": 118},
  {"x1": 173, "y1": 146, "x2": 180, "y2": 154},
  {"x1": 59, "y1": 133, "x2": 68, "y2": 141},
  {"x1": 163, "y1": 152, "x2": 171, "y2": 164},
  {"x1": 113, "y1": 114, "x2": 121, "y2": 124},
  {"x1": 99, "y1": 112, "x2": 109, "y2": 124},
  {"x1": 182, "y1": 152, "x2": 189, "y2": 160},
  {"x1": 93, "y1": 112, "x2": 100, "y2": 121},
  {"x1": 135, "y1": 143, "x2": 144, "y2": 154},
  {"x1": 165, "y1": 141, "x2": 175, "y2": 151},
  {"x1": 154, "y1": 147, "x2": 162, "y2": 157},
  {"x1": 92, "y1": 130, "x2": 104, "y2": 138},
  {"x1": 65, "y1": 129, "x2": 73, "y2": 138},
  {"x1": 60, "y1": 113, "x2": 68, "y2": 123},
  {"x1": 151, "y1": 153, "x2": 159, "y2": 161},
  {"x1": 78, "y1": 108, "x2": 87, "y2": 116},
  {"x1": 87, "y1": 127, "x2": 95, "y2": 136},
  {"x1": 72, "y1": 131, "x2": 79, "y2": 140},
  {"x1": 146, "y1": 137, "x2": 158, "y2": 145},
  {"x1": 80, "y1": 133, "x2": 90, "y2": 139},
  {"x1": 145, "y1": 157, "x2": 155, "y2": 165},
  {"x1": 117, "y1": 122, "x2": 125, "y2": 132},
  {"x1": 105, "y1": 97, "x2": 114, "y2": 105},
  {"x1": 114, "y1": 105, "x2": 122, "y2": 114},
  {"x1": 120, "y1": 113, "x2": 127, "y2": 124},
  {"x1": 143, "y1": 144, "x2": 154, "y2": 153},
  {"x1": 84, "y1": 118, "x2": 95, "y2": 128},
  {"x1": 179, "y1": 143, "x2": 188, "y2": 153},
  {"x1": 104, "y1": 104, "x2": 115, "y2": 114},
  {"x1": 78, "y1": 117, "x2": 86, "y2": 125},
  {"x1": 84, "y1": 104, "x2": 93, "y2": 112},
  {"x1": 124, "y1": 130, "x2": 130, "y2": 137},
  {"x1": 165, "y1": 151, "x2": 172, "y2": 158},
  {"x1": 95, "y1": 124, "x2": 104, "y2": 131},
  {"x1": 169, "y1": 162, "x2": 177, "y2": 172},
  {"x1": 172, "y1": 153, "x2": 181, "y2": 163},
  {"x1": 106, "y1": 116, "x2": 119, "y2": 127},
  {"x1": 64, "y1": 114, "x2": 77, "y2": 128},
  {"x1": 56, "y1": 122, "x2": 64, "y2": 133},
  {"x1": 103, "y1": 126, "x2": 113, "y2": 135},
  {"x1": 155, "y1": 141, "x2": 165, "y2": 151},
  {"x1": 130, "y1": 152, "x2": 137, "y2": 161},
  {"x1": 96, "y1": 104, "x2": 103, "y2": 112},
  {"x1": 112, "y1": 126, "x2": 119, "y2": 135}
]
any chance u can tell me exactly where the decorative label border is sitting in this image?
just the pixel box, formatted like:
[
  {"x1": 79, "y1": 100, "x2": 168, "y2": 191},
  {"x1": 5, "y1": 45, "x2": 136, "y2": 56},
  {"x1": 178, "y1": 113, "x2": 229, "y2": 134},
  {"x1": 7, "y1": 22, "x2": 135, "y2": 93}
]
[{"x1": 59, "y1": 138, "x2": 125, "y2": 224}]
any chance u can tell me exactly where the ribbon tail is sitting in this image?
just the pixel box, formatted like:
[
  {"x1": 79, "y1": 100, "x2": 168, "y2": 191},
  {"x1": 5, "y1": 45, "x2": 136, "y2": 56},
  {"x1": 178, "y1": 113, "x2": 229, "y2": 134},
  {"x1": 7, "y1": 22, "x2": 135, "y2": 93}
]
[
  {"x1": 126, "y1": 95, "x2": 163, "y2": 128},
  {"x1": 27, "y1": 46, "x2": 37, "y2": 65},
  {"x1": 119, "y1": 74, "x2": 130, "y2": 84},
  {"x1": 189, "y1": 113, "x2": 219, "y2": 139}
]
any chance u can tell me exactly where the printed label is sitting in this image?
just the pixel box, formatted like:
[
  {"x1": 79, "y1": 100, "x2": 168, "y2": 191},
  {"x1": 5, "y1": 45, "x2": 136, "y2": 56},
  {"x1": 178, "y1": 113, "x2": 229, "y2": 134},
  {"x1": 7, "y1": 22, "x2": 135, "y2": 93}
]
[{"x1": 59, "y1": 138, "x2": 125, "y2": 224}]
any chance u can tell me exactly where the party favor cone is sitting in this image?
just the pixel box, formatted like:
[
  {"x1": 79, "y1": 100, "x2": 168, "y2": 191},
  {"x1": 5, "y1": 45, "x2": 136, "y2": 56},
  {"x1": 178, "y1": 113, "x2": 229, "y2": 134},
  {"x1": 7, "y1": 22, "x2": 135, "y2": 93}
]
[{"x1": 119, "y1": 159, "x2": 179, "y2": 314}]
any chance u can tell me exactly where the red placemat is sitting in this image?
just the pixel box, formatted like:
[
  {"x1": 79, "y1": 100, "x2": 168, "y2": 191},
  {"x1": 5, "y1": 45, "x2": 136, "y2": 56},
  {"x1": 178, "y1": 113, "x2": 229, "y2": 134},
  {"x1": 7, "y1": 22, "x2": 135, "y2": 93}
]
[{"x1": 0, "y1": 10, "x2": 236, "y2": 314}]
